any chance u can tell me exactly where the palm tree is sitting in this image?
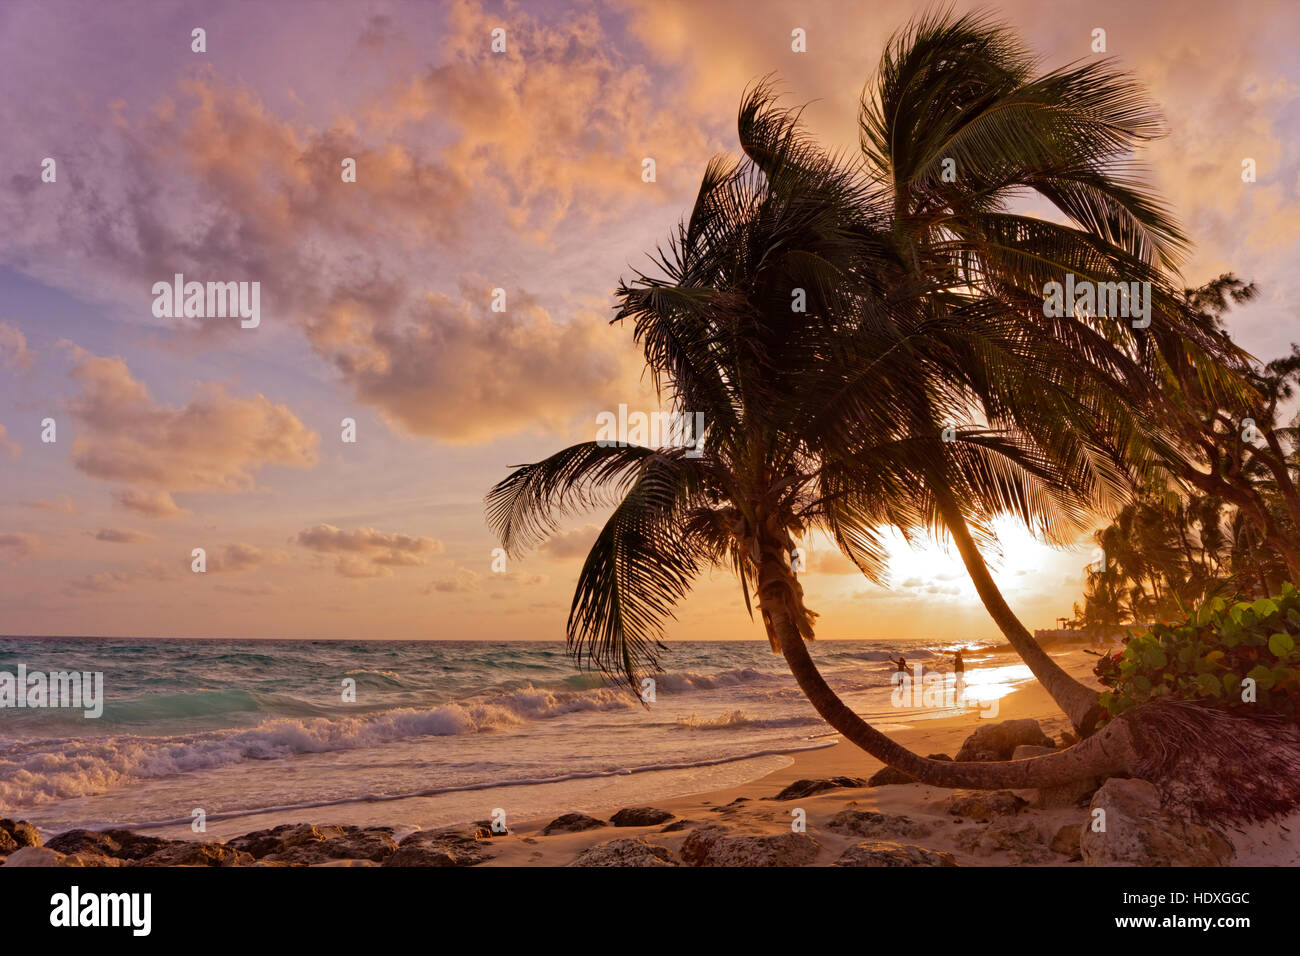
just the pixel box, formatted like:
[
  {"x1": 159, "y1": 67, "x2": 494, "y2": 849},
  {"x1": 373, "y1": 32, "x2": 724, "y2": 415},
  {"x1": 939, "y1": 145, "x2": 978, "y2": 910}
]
[
  {"x1": 486, "y1": 88, "x2": 1157, "y2": 793},
  {"x1": 486, "y1": 15, "x2": 1300, "y2": 805},
  {"x1": 833, "y1": 11, "x2": 1257, "y2": 733}
]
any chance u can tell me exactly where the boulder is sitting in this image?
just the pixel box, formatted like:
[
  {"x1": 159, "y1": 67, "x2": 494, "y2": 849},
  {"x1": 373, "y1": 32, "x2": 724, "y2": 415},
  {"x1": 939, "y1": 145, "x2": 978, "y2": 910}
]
[
  {"x1": 660, "y1": 819, "x2": 696, "y2": 833},
  {"x1": 228, "y1": 823, "x2": 345, "y2": 858},
  {"x1": 0, "y1": 819, "x2": 41, "y2": 849},
  {"x1": 955, "y1": 820, "x2": 1052, "y2": 863},
  {"x1": 2, "y1": 847, "x2": 65, "y2": 867},
  {"x1": 945, "y1": 790, "x2": 1027, "y2": 819},
  {"x1": 265, "y1": 827, "x2": 397, "y2": 865},
  {"x1": 0, "y1": 831, "x2": 16, "y2": 855},
  {"x1": 0, "y1": 846, "x2": 120, "y2": 867},
  {"x1": 680, "y1": 825, "x2": 820, "y2": 867},
  {"x1": 771, "y1": 777, "x2": 867, "y2": 801},
  {"x1": 384, "y1": 826, "x2": 494, "y2": 867},
  {"x1": 826, "y1": 810, "x2": 933, "y2": 840},
  {"x1": 542, "y1": 812, "x2": 608, "y2": 835},
  {"x1": 1079, "y1": 778, "x2": 1233, "y2": 866},
  {"x1": 45, "y1": 828, "x2": 172, "y2": 861},
  {"x1": 610, "y1": 807, "x2": 675, "y2": 827},
  {"x1": 1050, "y1": 823, "x2": 1083, "y2": 858},
  {"x1": 834, "y1": 842, "x2": 957, "y2": 867},
  {"x1": 568, "y1": 838, "x2": 677, "y2": 867},
  {"x1": 136, "y1": 841, "x2": 253, "y2": 867},
  {"x1": 956, "y1": 719, "x2": 1054, "y2": 761}
]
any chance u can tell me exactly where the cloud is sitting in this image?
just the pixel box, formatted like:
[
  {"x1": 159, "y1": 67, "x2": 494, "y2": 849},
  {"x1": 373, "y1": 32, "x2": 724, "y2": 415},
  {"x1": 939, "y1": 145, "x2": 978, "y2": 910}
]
[
  {"x1": 0, "y1": 532, "x2": 40, "y2": 564},
  {"x1": 0, "y1": 424, "x2": 19, "y2": 459},
  {"x1": 423, "y1": 567, "x2": 482, "y2": 594},
  {"x1": 91, "y1": 527, "x2": 150, "y2": 544},
  {"x1": 0, "y1": 322, "x2": 33, "y2": 371},
  {"x1": 326, "y1": 290, "x2": 637, "y2": 442},
  {"x1": 64, "y1": 348, "x2": 318, "y2": 496},
  {"x1": 111, "y1": 488, "x2": 186, "y2": 519},
  {"x1": 295, "y1": 523, "x2": 443, "y2": 577},
  {"x1": 366, "y1": 0, "x2": 717, "y2": 234},
  {"x1": 0, "y1": 4, "x2": 680, "y2": 445},
  {"x1": 539, "y1": 524, "x2": 601, "y2": 560},
  {"x1": 198, "y1": 543, "x2": 289, "y2": 574},
  {"x1": 23, "y1": 495, "x2": 75, "y2": 515},
  {"x1": 65, "y1": 559, "x2": 176, "y2": 594}
]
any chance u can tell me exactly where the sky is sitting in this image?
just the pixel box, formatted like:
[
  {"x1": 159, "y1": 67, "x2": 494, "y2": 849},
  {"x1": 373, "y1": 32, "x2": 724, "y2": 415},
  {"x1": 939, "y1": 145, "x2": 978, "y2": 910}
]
[{"x1": 1, "y1": 0, "x2": 1298, "y2": 643}]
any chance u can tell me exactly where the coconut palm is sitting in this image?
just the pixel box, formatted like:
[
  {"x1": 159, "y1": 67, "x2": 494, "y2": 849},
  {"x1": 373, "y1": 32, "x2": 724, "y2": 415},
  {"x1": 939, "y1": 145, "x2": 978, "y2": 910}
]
[
  {"x1": 832, "y1": 10, "x2": 1258, "y2": 733},
  {"x1": 486, "y1": 15, "x2": 1300, "y2": 804}
]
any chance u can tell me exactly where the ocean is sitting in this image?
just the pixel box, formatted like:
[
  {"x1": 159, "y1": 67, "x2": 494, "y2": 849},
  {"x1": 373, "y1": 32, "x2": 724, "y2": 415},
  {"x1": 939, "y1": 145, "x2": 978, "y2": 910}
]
[{"x1": 0, "y1": 637, "x2": 1027, "y2": 839}]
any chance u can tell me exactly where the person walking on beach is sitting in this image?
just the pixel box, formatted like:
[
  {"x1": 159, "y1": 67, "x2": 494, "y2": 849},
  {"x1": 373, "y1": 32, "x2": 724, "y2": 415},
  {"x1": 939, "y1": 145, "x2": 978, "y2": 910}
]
[
  {"x1": 889, "y1": 655, "x2": 907, "y2": 672},
  {"x1": 953, "y1": 650, "x2": 964, "y2": 674}
]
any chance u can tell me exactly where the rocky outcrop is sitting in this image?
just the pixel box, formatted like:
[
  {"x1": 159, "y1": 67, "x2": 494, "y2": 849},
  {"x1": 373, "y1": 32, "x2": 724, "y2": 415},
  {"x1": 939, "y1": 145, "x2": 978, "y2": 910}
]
[
  {"x1": 135, "y1": 841, "x2": 254, "y2": 867},
  {"x1": 771, "y1": 777, "x2": 867, "y2": 801},
  {"x1": 1050, "y1": 823, "x2": 1083, "y2": 858},
  {"x1": 266, "y1": 828, "x2": 397, "y2": 865},
  {"x1": 542, "y1": 813, "x2": 608, "y2": 835},
  {"x1": 956, "y1": 719, "x2": 1054, "y2": 762},
  {"x1": 834, "y1": 842, "x2": 957, "y2": 867},
  {"x1": 3, "y1": 847, "x2": 67, "y2": 867},
  {"x1": 826, "y1": 810, "x2": 933, "y2": 840},
  {"x1": 610, "y1": 807, "x2": 675, "y2": 827},
  {"x1": 945, "y1": 790, "x2": 1027, "y2": 819},
  {"x1": 45, "y1": 828, "x2": 172, "y2": 861},
  {"x1": 1079, "y1": 778, "x2": 1233, "y2": 866},
  {"x1": 680, "y1": 825, "x2": 820, "y2": 867},
  {"x1": 226, "y1": 823, "x2": 397, "y2": 864},
  {"x1": 955, "y1": 820, "x2": 1052, "y2": 863},
  {"x1": 568, "y1": 838, "x2": 676, "y2": 867},
  {"x1": 660, "y1": 819, "x2": 696, "y2": 833},
  {"x1": 228, "y1": 823, "x2": 338, "y2": 858},
  {"x1": 0, "y1": 819, "x2": 41, "y2": 853},
  {"x1": 384, "y1": 826, "x2": 494, "y2": 867}
]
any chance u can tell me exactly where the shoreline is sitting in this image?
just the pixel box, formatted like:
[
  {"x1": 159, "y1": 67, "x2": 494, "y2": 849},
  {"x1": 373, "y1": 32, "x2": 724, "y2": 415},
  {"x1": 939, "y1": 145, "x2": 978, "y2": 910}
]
[{"x1": 7, "y1": 642, "x2": 1299, "y2": 867}]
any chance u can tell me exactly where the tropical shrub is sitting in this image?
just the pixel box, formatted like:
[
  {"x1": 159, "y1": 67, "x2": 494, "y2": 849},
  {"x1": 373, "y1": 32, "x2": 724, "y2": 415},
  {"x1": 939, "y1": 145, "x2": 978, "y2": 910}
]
[{"x1": 1094, "y1": 582, "x2": 1300, "y2": 724}]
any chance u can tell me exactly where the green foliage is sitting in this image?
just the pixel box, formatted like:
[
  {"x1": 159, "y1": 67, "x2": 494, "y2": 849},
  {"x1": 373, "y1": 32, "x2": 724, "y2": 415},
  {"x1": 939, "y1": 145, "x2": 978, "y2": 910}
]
[{"x1": 1094, "y1": 582, "x2": 1300, "y2": 724}]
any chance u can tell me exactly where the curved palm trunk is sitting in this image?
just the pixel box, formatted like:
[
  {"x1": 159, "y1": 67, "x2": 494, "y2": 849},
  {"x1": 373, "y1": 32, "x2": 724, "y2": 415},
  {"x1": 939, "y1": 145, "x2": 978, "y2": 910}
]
[
  {"x1": 931, "y1": 486, "x2": 1103, "y2": 736},
  {"x1": 758, "y1": 558, "x2": 1134, "y2": 789}
]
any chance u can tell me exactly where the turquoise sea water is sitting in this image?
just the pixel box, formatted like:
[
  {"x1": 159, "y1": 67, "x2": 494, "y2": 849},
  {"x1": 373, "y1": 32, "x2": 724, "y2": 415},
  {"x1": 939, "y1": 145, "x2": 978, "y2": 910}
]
[{"x1": 0, "y1": 636, "x2": 1014, "y2": 837}]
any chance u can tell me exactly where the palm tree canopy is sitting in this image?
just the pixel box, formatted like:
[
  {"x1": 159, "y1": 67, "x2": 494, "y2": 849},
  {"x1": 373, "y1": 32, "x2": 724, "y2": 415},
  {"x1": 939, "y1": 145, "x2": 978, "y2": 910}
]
[{"x1": 486, "y1": 12, "x2": 1258, "y2": 696}]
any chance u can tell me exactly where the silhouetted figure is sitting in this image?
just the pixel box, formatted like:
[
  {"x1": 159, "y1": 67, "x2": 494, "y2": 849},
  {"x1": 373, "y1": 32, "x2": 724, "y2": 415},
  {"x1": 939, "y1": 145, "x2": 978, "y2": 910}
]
[
  {"x1": 889, "y1": 655, "x2": 907, "y2": 673},
  {"x1": 953, "y1": 650, "x2": 965, "y2": 674}
]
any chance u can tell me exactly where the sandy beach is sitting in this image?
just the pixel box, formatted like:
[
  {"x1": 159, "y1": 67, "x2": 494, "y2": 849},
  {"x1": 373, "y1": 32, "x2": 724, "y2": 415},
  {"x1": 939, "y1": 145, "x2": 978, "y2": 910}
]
[
  {"x1": 470, "y1": 644, "x2": 1296, "y2": 868},
  {"x1": 9, "y1": 643, "x2": 1296, "y2": 867}
]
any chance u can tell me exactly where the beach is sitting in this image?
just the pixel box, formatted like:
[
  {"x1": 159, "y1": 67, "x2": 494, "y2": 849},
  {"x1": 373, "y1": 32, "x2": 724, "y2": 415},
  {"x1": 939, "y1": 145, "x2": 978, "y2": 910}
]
[{"x1": 6, "y1": 638, "x2": 1296, "y2": 866}]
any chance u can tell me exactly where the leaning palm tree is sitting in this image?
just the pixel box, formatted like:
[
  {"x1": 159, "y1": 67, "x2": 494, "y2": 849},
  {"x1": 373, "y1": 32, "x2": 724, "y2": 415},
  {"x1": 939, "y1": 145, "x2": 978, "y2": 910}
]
[
  {"x1": 486, "y1": 88, "x2": 1299, "y2": 808},
  {"x1": 488, "y1": 17, "x2": 1300, "y2": 810},
  {"x1": 834, "y1": 10, "x2": 1256, "y2": 734}
]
